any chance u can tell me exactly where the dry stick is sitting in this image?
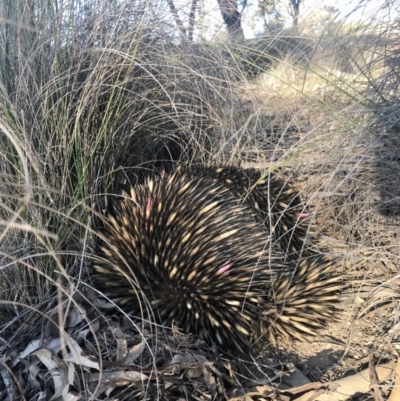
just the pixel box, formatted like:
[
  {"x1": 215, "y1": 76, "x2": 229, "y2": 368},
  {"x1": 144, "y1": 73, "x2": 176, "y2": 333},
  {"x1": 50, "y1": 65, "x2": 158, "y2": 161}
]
[
  {"x1": 0, "y1": 359, "x2": 27, "y2": 401},
  {"x1": 368, "y1": 347, "x2": 385, "y2": 401},
  {"x1": 359, "y1": 301, "x2": 399, "y2": 322},
  {"x1": 295, "y1": 363, "x2": 394, "y2": 401}
]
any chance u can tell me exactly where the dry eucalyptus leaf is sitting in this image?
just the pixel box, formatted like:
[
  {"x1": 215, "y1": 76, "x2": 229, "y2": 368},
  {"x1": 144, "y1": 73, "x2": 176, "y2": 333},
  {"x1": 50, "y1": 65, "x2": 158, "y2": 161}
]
[
  {"x1": 117, "y1": 338, "x2": 128, "y2": 362},
  {"x1": 171, "y1": 352, "x2": 208, "y2": 364},
  {"x1": 62, "y1": 335, "x2": 100, "y2": 370},
  {"x1": 91, "y1": 370, "x2": 149, "y2": 388},
  {"x1": 33, "y1": 349, "x2": 66, "y2": 401},
  {"x1": 125, "y1": 340, "x2": 146, "y2": 364},
  {"x1": 66, "y1": 307, "x2": 87, "y2": 328},
  {"x1": 296, "y1": 362, "x2": 394, "y2": 401}
]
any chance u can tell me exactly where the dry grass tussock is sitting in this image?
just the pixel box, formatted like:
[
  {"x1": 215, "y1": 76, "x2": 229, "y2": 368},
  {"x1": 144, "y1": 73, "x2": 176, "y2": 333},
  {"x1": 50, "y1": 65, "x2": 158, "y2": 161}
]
[{"x1": 0, "y1": 1, "x2": 399, "y2": 400}]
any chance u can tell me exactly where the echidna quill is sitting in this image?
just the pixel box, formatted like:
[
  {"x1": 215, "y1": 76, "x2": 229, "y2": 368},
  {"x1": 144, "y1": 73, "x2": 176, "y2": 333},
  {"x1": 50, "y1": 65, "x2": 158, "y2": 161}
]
[{"x1": 176, "y1": 165, "x2": 315, "y2": 260}]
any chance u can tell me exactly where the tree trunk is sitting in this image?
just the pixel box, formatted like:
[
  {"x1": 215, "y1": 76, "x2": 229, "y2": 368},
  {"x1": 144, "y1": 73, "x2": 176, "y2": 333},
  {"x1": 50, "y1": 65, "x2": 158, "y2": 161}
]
[
  {"x1": 290, "y1": 0, "x2": 300, "y2": 27},
  {"x1": 216, "y1": 0, "x2": 245, "y2": 42},
  {"x1": 166, "y1": 0, "x2": 187, "y2": 42},
  {"x1": 188, "y1": 0, "x2": 198, "y2": 42}
]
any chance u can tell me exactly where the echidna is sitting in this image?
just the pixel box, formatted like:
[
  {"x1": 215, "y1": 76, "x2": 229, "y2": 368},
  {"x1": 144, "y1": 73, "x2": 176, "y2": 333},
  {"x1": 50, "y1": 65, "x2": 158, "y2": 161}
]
[{"x1": 94, "y1": 166, "x2": 340, "y2": 353}]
